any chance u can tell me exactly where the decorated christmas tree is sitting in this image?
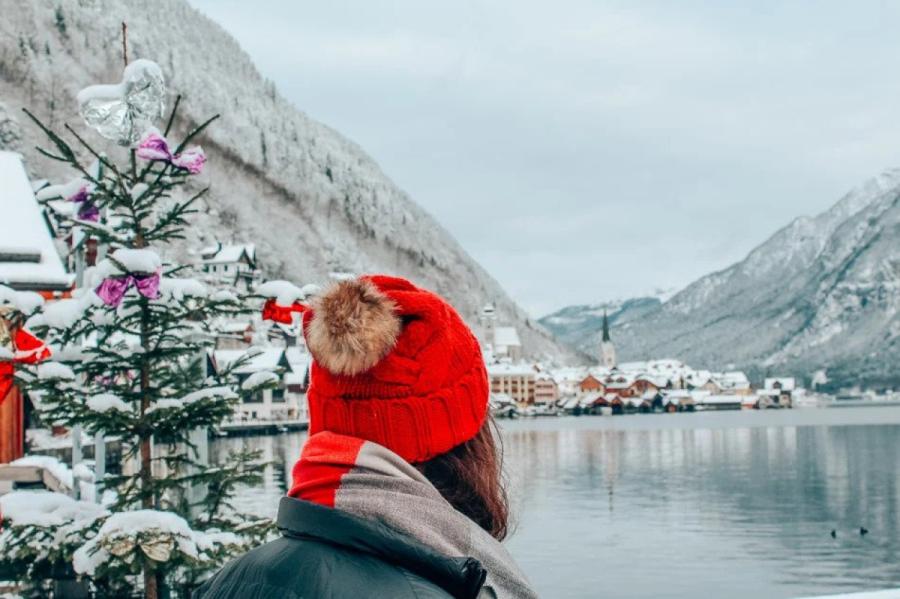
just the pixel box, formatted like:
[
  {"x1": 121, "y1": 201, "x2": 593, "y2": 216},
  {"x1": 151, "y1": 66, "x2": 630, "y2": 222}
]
[{"x1": 0, "y1": 52, "x2": 273, "y2": 598}]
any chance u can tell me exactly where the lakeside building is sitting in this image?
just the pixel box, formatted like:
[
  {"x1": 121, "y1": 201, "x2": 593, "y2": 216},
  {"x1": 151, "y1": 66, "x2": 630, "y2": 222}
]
[
  {"x1": 761, "y1": 377, "x2": 796, "y2": 408},
  {"x1": 211, "y1": 347, "x2": 309, "y2": 424},
  {"x1": 487, "y1": 362, "x2": 536, "y2": 405},
  {"x1": 534, "y1": 374, "x2": 560, "y2": 405}
]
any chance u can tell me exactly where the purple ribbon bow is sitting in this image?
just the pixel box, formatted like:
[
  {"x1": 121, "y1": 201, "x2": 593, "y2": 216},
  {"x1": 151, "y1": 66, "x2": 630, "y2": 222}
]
[
  {"x1": 136, "y1": 132, "x2": 206, "y2": 174},
  {"x1": 95, "y1": 271, "x2": 161, "y2": 307},
  {"x1": 68, "y1": 184, "x2": 100, "y2": 222}
]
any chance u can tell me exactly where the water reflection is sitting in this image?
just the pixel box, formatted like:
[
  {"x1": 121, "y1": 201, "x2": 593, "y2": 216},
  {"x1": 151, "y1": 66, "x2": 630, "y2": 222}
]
[{"x1": 212, "y1": 408, "x2": 900, "y2": 598}]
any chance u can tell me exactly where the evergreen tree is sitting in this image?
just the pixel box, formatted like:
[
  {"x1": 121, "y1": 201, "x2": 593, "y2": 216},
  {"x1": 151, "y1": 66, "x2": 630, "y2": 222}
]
[{"x1": 0, "y1": 68, "x2": 272, "y2": 597}]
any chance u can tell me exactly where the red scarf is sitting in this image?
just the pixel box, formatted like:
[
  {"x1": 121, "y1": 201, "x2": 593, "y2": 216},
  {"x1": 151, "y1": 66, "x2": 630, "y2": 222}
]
[{"x1": 288, "y1": 432, "x2": 367, "y2": 507}]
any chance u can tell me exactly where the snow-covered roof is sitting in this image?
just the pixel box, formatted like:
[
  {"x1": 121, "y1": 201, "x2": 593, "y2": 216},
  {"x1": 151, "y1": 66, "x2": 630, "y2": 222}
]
[
  {"x1": 764, "y1": 377, "x2": 796, "y2": 391},
  {"x1": 200, "y1": 243, "x2": 256, "y2": 265},
  {"x1": 561, "y1": 396, "x2": 581, "y2": 409},
  {"x1": 284, "y1": 346, "x2": 310, "y2": 367},
  {"x1": 490, "y1": 392, "x2": 514, "y2": 407},
  {"x1": 635, "y1": 374, "x2": 667, "y2": 388},
  {"x1": 487, "y1": 362, "x2": 535, "y2": 376},
  {"x1": 604, "y1": 372, "x2": 637, "y2": 388},
  {"x1": 0, "y1": 152, "x2": 72, "y2": 291},
  {"x1": 213, "y1": 347, "x2": 285, "y2": 373},
  {"x1": 493, "y1": 326, "x2": 521, "y2": 348},
  {"x1": 218, "y1": 320, "x2": 252, "y2": 334},
  {"x1": 713, "y1": 371, "x2": 751, "y2": 390}
]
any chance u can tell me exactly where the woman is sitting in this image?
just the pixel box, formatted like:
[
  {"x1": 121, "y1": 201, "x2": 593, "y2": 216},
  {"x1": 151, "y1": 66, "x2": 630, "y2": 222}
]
[{"x1": 196, "y1": 275, "x2": 538, "y2": 599}]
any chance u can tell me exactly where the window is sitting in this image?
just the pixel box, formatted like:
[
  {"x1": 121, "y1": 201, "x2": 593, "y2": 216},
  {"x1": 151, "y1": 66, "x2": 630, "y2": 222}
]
[{"x1": 239, "y1": 376, "x2": 264, "y2": 403}]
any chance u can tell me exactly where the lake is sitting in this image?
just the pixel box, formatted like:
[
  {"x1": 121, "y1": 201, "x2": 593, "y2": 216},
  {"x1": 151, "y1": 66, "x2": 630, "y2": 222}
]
[{"x1": 211, "y1": 407, "x2": 900, "y2": 598}]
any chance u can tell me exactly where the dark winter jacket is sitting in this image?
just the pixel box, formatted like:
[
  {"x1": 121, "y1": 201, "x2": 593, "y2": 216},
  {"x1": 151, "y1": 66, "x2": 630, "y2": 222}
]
[{"x1": 193, "y1": 496, "x2": 488, "y2": 599}]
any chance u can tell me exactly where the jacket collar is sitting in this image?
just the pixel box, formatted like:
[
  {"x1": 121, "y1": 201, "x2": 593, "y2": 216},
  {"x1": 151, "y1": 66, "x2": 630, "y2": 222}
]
[{"x1": 277, "y1": 496, "x2": 487, "y2": 599}]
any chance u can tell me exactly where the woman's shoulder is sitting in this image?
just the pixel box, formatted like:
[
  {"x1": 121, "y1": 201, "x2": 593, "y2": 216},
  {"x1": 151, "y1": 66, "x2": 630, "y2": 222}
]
[{"x1": 194, "y1": 535, "x2": 455, "y2": 599}]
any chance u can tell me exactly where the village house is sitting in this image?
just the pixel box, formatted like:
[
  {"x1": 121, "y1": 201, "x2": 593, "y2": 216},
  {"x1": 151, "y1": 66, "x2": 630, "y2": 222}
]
[
  {"x1": 578, "y1": 373, "x2": 605, "y2": 395},
  {"x1": 212, "y1": 347, "x2": 308, "y2": 423},
  {"x1": 631, "y1": 375, "x2": 662, "y2": 396},
  {"x1": 763, "y1": 377, "x2": 796, "y2": 408},
  {"x1": 534, "y1": 374, "x2": 560, "y2": 405},
  {"x1": 487, "y1": 362, "x2": 536, "y2": 405},
  {"x1": 660, "y1": 390, "x2": 696, "y2": 412},
  {"x1": 199, "y1": 243, "x2": 259, "y2": 291},
  {"x1": 0, "y1": 153, "x2": 73, "y2": 294},
  {"x1": 713, "y1": 371, "x2": 753, "y2": 395},
  {"x1": 0, "y1": 152, "x2": 73, "y2": 464},
  {"x1": 684, "y1": 371, "x2": 721, "y2": 393},
  {"x1": 215, "y1": 319, "x2": 255, "y2": 349},
  {"x1": 694, "y1": 394, "x2": 744, "y2": 411}
]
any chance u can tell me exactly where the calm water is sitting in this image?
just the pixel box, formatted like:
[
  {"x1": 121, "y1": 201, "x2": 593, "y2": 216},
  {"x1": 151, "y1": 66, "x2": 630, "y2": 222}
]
[{"x1": 211, "y1": 407, "x2": 900, "y2": 598}]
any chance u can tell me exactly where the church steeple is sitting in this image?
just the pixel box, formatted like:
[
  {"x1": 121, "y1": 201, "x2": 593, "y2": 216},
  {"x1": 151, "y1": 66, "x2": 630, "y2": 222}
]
[{"x1": 599, "y1": 309, "x2": 617, "y2": 368}]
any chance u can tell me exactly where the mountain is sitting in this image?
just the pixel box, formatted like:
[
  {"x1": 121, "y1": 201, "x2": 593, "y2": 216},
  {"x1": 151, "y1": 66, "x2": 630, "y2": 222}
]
[
  {"x1": 0, "y1": 0, "x2": 578, "y2": 362},
  {"x1": 542, "y1": 171, "x2": 900, "y2": 390},
  {"x1": 539, "y1": 296, "x2": 665, "y2": 353}
]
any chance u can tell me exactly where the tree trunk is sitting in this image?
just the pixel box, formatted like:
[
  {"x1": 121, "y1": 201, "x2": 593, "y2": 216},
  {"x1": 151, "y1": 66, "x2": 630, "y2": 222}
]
[
  {"x1": 143, "y1": 563, "x2": 158, "y2": 599},
  {"x1": 139, "y1": 294, "x2": 157, "y2": 599}
]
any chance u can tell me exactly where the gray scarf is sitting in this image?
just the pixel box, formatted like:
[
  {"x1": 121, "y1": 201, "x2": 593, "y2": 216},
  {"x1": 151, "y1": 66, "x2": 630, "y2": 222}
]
[{"x1": 330, "y1": 438, "x2": 539, "y2": 599}]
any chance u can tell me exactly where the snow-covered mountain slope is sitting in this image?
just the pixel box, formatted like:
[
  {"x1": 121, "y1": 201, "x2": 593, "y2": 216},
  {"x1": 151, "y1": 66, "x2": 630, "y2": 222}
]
[
  {"x1": 0, "y1": 0, "x2": 578, "y2": 362},
  {"x1": 542, "y1": 171, "x2": 900, "y2": 389},
  {"x1": 539, "y1": 297, "x2": 663, "y2": 352}
]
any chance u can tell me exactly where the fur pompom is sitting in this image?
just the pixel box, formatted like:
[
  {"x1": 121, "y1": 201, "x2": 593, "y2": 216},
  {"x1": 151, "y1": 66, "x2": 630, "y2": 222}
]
[{"x1": 306, "y1": 278, "x2": 401, "y2": 376}]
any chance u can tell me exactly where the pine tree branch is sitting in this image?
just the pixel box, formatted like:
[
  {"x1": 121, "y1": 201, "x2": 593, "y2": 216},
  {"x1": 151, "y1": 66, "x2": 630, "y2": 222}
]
[
  {"x1": 164, "y1": 95, "x2": 182, "y2": 137},
  {"x1": 21, "y1": 108, "x2": 77, "y2": 162},
  {"x1": 174, "y1": 114, "x2": 220, "y2": 155}
]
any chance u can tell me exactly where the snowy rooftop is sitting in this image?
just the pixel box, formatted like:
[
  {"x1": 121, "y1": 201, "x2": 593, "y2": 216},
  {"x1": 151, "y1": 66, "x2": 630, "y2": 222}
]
[
  {"x1": 713, "y1": 371, "x2": 751, "y2": 389},
  {"x1": 200, "y1": 243, "x2": 256, "y2": 265},
  {"x1": 487, "y1": 362, "x2": 535, "y2": 376},
  {"x1": 493, "y1": 326, "x2": 521, "y2": 348},
  {"x1": 218, "y1": 320, "x2": 252, "y2": 334},
  {"x1": 213, "y1": 347, "x2": 286, "y2": 373},
  {"x1": 765, "y1": 377, "x2": 796, "y2": 391},
  {"x1": 0, "y1": 151, "x2": 72, "y2": 291}
]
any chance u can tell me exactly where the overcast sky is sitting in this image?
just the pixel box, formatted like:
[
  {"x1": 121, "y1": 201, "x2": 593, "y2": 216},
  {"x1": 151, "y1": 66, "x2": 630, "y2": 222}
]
[{"x1": 190, "y1": 0, "x2": 900, "y2": 316}]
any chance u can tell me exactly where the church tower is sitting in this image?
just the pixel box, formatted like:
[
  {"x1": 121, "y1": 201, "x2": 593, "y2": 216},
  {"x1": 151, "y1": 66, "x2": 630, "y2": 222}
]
[
  {"x1": 479, "y1": 303, "x2": 497, "y2": 347},
  {"x1": 599, "y1": 310, "x2": 617, "y2": 369}
]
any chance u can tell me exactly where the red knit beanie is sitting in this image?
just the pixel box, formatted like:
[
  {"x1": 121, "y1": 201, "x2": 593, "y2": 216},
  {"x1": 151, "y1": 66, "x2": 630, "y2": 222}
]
[{"x1": 301, "y1": 275, "x2": 489, "y2": 463}]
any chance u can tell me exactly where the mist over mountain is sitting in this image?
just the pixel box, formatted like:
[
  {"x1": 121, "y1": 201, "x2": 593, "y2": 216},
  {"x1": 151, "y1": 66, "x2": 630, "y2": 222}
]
[
  {"x1": 542, "y1": 171, "x2": 900, "y2": 390},
  {"x1": 0, "y1": 0, "x2": 579, "y2": 362}
]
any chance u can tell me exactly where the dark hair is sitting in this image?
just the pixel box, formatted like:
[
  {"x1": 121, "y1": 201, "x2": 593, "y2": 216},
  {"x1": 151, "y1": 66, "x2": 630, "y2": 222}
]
[{"x1": 417, "y1": 416, "x2": 509, "y2": 540}]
